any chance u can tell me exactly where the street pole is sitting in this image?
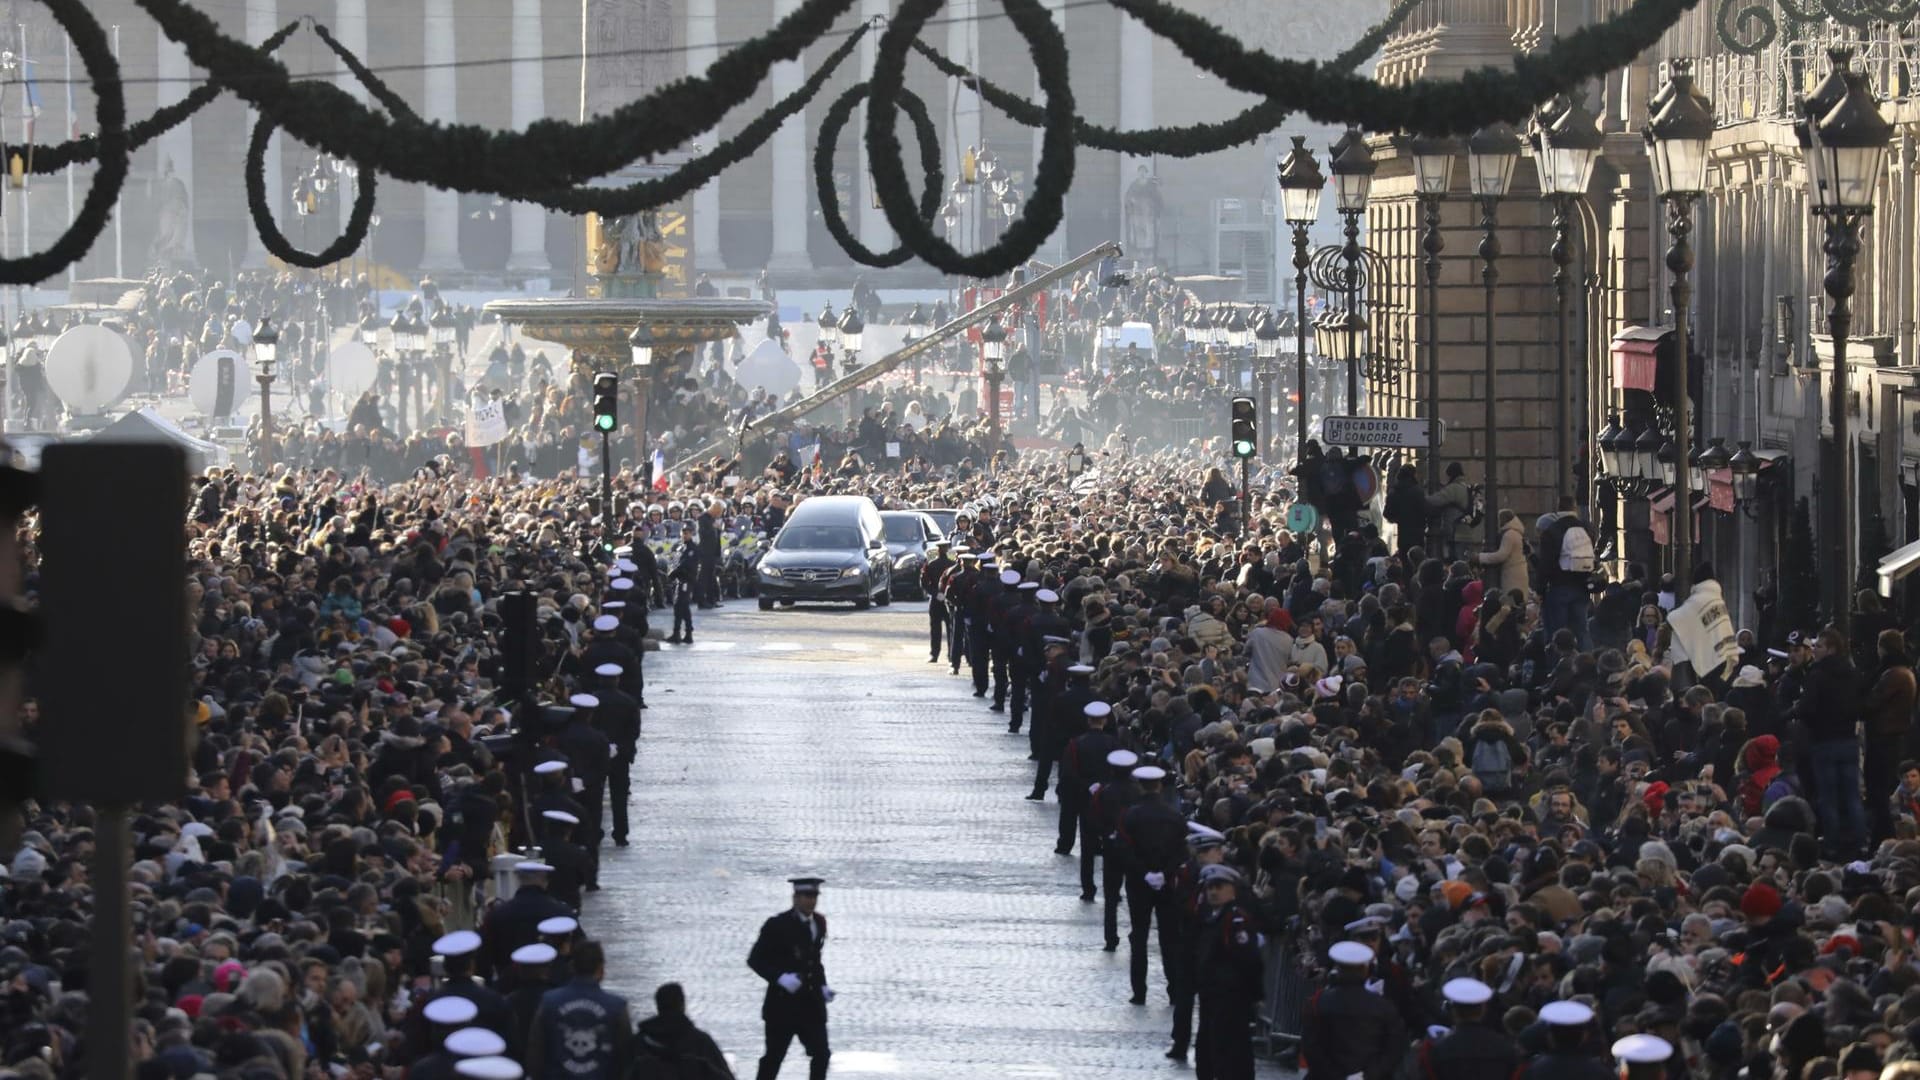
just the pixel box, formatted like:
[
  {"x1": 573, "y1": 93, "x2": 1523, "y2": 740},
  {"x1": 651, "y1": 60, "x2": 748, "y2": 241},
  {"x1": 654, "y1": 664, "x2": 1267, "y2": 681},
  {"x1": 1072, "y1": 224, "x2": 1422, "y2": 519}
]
[
  {"x1": 1825, "y1": 208, "x2": 1863, "y2": 638},
  {"x1": 1293, "y1": 222, "x2": 1312, "y2": 460},
  {"x1": 1422, "y1": 193, "x2": 1444, "y2": 489},
  {"x1": 1551, "y1": 194, "x2": 1574, "y2": 501},
  {"x1": 1342, "y1": 209, "x2": 1362, "y2": 415},
  {"x1": 87, "y1": 806, "x2": 132, "y2": 1080},
  {"x1": 1240, "y1": 456, "x2": 1251, "y2": 535},
  {"x1": 1478, "y1": 196, "x2": 1501, "y2": 546},
  {"x1": 988, "y1": 370, "x2": 1003, "y2": 441},
  {"x1": 1667, "y1": 194, "x2": 1696, "y2": 598},
  {"x1": 258, "y1": 372, "x2": 275, "y2": 473},
  {"x1": 600, "y1": 428, "x2": 615, "y2": 545}
]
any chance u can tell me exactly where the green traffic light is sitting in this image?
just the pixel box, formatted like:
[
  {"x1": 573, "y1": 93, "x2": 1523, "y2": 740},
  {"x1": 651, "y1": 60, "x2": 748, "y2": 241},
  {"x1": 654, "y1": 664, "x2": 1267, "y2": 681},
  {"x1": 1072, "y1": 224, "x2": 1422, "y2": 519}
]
[
  {"x1": 1233, "y1": 440, "x2": 1254, "y2": 457},
  {"x1": 594, "y1": 414, "x2": 615, "y2": 432}
]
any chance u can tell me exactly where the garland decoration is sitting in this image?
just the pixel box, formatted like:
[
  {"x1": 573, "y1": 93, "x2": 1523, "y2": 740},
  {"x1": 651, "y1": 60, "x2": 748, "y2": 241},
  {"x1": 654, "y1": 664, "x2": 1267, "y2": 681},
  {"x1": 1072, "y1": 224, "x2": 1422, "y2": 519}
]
[
  {"x1": 129, "y1": 0, "x2": 861, "y2": 194},
  {"x1": 245, "y1": 112, "x2": 378, "y2": 270},
  {"x1": 533, "y1": 27, "x2": 868, "y2": 216},
  {"x1": 813, "y1": 82, "x2": 944, "y2": 268},
  {"x1": 905, "y1": 0, "x2": 1422, "y2": 157},
  {"x1": 1101, "y1": 0, "x2": 1699, "y2": 134},
  {"x1": 313, "y1": 22, "x2": 421, "y2": 123},
  {"x1": 1716, "y1": 0, "x2": 1920, "y2": 55},
  {"x1": 29, "y1": 21, "x2": 299, "y2": 173},
  {"x1": 0, "y1": 0, "x2": 126, "y2": 285},
  {"x1": 867, "y1": 0, "x2": 1074, "y2": 277}
]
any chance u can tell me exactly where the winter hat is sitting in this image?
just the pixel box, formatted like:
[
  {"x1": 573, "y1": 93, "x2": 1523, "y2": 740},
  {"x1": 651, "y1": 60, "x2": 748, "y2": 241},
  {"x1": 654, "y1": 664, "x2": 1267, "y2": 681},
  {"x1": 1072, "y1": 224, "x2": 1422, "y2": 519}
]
[{"x1": 1742, "y1": 882, "x2": 1783, "y2": 921}]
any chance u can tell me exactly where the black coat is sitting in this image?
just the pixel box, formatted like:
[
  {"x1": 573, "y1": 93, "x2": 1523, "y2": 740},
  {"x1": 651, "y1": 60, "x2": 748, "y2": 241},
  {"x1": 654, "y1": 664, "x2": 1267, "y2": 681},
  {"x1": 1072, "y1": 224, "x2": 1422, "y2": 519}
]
[
  {"x1": 1421, "y1": 1021, "x2": 1523, "y2": 1080},
  {"x1": 1794, "y1": 652, "x2": 1863, "y2": 743},
  {"x1": 1302, "y1": 973, "x2": 1407, "y2": 1080},
  {"x1": 480, "y1": 884, "x2": 573, "y2": 986},
  {"x1": 747, "y1": 909, "x2": 829, "y2": 1023}
]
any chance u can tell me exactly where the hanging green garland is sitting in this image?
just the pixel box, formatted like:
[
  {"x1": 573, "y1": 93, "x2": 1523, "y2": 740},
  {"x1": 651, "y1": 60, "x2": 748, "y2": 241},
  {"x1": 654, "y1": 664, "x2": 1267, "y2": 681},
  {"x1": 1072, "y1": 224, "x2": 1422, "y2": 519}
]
[
  {"x1": 813, "y1": 82, "x2": 944, "y2": 268},
  {"x1": 0, "y1": 0, "x2": 126, "y2": 285},
  {"x1": 244, "y1": 113, "x2": 378, "y2": 269},
  {"x1": 907, "y1": 0, "x2": 1422, "y2": 156},
  {"x1": 867, "y1": 0, "x2": 1074, "y2": 278},
  {"x1": 130, "y1": 0, "x2": 860, "y2": 194},
  {"x1": 1101, "y1": 0, "x2": 1698, "y2": 134},
  {"x1": 314, "y1": 23, "x2": 421, "y2": 123}
]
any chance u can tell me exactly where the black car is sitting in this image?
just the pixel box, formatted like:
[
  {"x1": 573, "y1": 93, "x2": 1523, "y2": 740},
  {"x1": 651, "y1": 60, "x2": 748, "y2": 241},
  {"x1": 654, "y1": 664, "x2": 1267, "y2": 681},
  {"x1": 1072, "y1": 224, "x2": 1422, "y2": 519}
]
[{"x1": 756, "y1": 495, "x2": 894, "y2": 609}]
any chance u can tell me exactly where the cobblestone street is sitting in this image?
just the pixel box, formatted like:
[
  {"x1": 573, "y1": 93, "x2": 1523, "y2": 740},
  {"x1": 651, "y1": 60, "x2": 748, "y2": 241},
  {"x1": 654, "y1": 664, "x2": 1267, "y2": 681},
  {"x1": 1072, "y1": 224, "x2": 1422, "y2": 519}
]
[{"x1": 578, "y1": 602, "x2": 1290, "y2": 1077}]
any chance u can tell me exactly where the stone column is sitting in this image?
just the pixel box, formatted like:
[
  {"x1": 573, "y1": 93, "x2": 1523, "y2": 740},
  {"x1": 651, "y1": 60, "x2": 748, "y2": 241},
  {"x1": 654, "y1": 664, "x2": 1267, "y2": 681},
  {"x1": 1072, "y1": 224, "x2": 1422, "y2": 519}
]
[
  {"x1": 768, "y1": 0, "x2": 812, "y2": 271},
  {"x1": 155, "y1": 24, "x2": 195, "y2": 267},
  {"x1": 855, "y1": 0, "x2": 893, "y2": 256},
  {"x1": 1118, "y1": 12, "x2": 1154, "y2": 221},
  {"x1": 421, "y1": 0, "x2": 464, "y2": 271},
  {"x1": 507, "y1": 0, "x2": 550, "y2": 274},
  {"x1": 687, "y1": 0, "x2": 725, "y2": 271},
  {"x1": 333, "y1": 0, "x2": 369, "y2": 237},
  {"x1": 240, "y1": 0, "x2": 279, "y2": 267}
]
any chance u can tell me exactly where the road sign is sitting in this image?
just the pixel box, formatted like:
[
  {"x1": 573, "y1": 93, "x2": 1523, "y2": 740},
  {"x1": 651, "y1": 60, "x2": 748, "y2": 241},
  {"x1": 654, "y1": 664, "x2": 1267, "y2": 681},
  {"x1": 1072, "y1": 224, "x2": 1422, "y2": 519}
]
[
  {"x1": 1285, "y1": 502, "x2": 1319, "y2": 535},
  {"x1": 1321, "y1": 415, "x2": 1440, "y2": 449}
]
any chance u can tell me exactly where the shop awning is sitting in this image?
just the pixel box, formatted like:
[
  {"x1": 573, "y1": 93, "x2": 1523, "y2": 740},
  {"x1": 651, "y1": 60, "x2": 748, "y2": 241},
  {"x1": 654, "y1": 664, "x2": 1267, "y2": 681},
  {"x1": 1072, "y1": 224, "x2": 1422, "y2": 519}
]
[
  {"x1": 1610, "y1": 326, "x2": 1672, "y2": 393},
  {"x1": 1877, "y1": 536, "x2": 1920, "y2": 598}
]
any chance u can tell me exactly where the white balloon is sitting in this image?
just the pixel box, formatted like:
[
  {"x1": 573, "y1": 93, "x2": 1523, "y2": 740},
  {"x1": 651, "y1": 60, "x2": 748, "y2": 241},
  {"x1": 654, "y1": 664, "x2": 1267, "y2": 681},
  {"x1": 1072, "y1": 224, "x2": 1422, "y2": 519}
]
[{"x1": 44, "y1": 324, "x2": 135, "y2": 414}]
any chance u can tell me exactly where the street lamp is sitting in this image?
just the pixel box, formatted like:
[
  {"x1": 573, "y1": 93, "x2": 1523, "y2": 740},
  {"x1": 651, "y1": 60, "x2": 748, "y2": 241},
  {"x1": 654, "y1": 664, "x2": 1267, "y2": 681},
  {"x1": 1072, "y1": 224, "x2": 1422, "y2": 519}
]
[
  {"x1": 1799, "y1": 47, "x2": 1891, "y2": 635},
  {"x1": 252, "y1": 316, "x2": 280, "y2": 474},
  {"x1": 1189, "y1": 305, "x2": 1212, "y2": 365},
  {"x1": 1536, "y1": 95, "x2": 1605, "y2": 501},
  {"x1": 358, "y1": 310, "x2": 381, "y2": 348},
  {"x1": 1329, "y1": 128, "x2": 1375, "y2": 416},
  {"x1": 1254, "y1": 309, "x2": 1281, "y2": 451},
  {"x1": 1406, "y1": 133, "x2": 1456, "y2": 487},
  {"x1": 429, "y1": 306, "x2": 458, "y2": 422},
  {"x1": 1728, "y1": 439, "x2": 1761, "y2": 507},
  {"x1": 1647, "y1": 60, "x2": 1713, "y2": 597},
  {"x1": 629, "y1": 324, "x2": 655, "y2": 482},
  {"x1": 981, "y1": 314, "x2": 1007, "y2": 440},
  {"x1": 1467, "y1": 120, "x2": 1522, "y2": 543},
  {"x1": 1278, "y1": 135, "x2": 1325, "y2": 460},
  {"x1": 838, "y1": 308, "x2": 865, "y2": 368}
]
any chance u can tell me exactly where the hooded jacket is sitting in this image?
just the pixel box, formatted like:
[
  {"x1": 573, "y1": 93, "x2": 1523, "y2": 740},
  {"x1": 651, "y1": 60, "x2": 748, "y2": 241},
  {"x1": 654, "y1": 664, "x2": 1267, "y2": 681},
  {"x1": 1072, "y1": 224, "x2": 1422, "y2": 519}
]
[
  {"x1": 1476, "y1": 515, "x2": 1529, "y2": 595},
  {"x1": 1737, "y1": 735, "x2": 1783, "y2": 817}
]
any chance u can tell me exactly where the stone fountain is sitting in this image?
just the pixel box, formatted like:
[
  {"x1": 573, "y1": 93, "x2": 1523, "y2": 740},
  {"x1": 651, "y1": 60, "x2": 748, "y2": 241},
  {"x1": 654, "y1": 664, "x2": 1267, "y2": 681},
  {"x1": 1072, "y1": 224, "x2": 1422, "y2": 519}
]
[{"x1": 486, "y1": 1, "x2": 771, "y2": 468}]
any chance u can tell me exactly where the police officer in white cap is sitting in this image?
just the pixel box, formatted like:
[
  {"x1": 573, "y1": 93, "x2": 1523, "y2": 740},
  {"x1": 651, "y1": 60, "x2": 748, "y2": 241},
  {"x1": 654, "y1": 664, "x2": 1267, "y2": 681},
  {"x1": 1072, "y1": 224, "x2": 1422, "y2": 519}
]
[
  {"x1": 1088, "y1": 747, "x2": 1142, "y2": 943},
  {"x1": 1056, "y1": 701, "x2": 1119, "y2": 866},
  {"x1": 1419, "y1": 978, "x2": 1521, "y2": 1080},
  {"x1": 504, "y1": 941, "x2": 560, "y2": 1059},
  {"x1": 588, "y1": 663, "x2": 642, "y2": 846},
  {"x1": 408, "y1": 998, "x2": 485, "y2": 1080},
  {"x1": 579, "y1": 611, "x2": 644, "y2": 708},
  {"x1": 1516, "y1": 1001, "x2": 1610, "y2": 1080},
  {"x1": 409, "y1": 931, "x2": 512, "y2": 1046},
  {"x1": 556, "y1": 696, "x2": 611, "y2": 884},
  {"x1": 1301, "y1": 940, "x2": 1407, "y2": 1080},
  {"x1": 480, "y1": 858, "x2": 573, "y2": 988},
  {"x1": 1611, "y1": 1034, "x2": 1674, "y2": 1080},
  {"x1": 1118, "y1": 763, "x2": 1187, "y2": 1007}
]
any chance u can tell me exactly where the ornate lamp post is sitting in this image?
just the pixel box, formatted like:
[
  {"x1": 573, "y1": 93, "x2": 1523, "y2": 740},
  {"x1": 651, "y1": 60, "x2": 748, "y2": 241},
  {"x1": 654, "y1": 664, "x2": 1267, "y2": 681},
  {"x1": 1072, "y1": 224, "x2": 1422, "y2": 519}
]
[
  {"x1": 1799, "y1": 48, "x2": 1892, "y2": 635},
  {"x1": 1406, "y1": 134, "x2": 1455, "y2": 488},
  {"x1": 252, "y1": 317, "x2": 280, "y2": 474},
  {"x1": 981, "y1": 315, "x2": 1007, "y2": 441},
  {"x1": 1646, "y1": 62, "x2": 1713, "y2": 597},
  {"x1": 429, "y1": 306, "x2": 458, "y2": 422},
  {"x1": 1278, "y1": 136, "x2": 1325, "y2": 459},
  {"x1": 1225, "y1": 306, "x2": 1250, "y2": 390},
  {"x1": 1466, "y1": 121, "x2": 1522, "y2": 543},
  {"x1": 838, "y1": 308, "x2": 865, "y2": 371},
  {"x1": 1329, "y1": 128, "x2": 1376, "y2": 415},
  {"x1": 1536, "y1": 96, "x2": 1605, "y2": 502}
]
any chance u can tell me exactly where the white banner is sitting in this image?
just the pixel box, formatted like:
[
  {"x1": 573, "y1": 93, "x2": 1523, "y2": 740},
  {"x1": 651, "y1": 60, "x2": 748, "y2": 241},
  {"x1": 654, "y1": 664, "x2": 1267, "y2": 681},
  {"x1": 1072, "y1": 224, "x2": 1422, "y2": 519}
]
[
  {"x1": 1665, "y1": 579, "x2": 1738, "y2": 674},
  {"x1": 467, "y1": 399, "x2": 509, "y2": 447}
]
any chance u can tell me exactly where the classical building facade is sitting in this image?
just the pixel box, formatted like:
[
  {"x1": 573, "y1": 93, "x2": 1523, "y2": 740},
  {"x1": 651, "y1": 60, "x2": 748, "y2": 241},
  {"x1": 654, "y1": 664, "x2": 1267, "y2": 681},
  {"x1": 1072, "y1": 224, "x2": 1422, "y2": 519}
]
[
  {"x1": 1365, "y1": 0, "x2": 1920, "y2": 627},
  {"x1": 5, "y1": 0, "x2": 1381, "y2": 291}
]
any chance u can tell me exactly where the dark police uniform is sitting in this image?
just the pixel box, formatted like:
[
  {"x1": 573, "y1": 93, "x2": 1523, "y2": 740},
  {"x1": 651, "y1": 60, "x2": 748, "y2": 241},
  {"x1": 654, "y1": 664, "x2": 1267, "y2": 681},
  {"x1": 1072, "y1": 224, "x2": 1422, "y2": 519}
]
[
  {"x1": 479, "y1": 879, "x2": 572, "y2": 989},
  {"x1": 1419, "y1": 1021, "x2": 1525, "y2": 1080},
  {"x1": 589, "y1": 674, "x2": 642, "y2": 845},
  {"x1": 1512, "y1": 1048, "x2": 1614, "y2": 1080},
  {"x1": 747, "y1": 899, "x2": 832, "y2": 1080},
  {"x1": 921, "y1": 547, "x2": 954, "y2": 662},
  {"x1": 1301, "y1": 971, "x2": 1408, "y2": 1080},
  {"x1": 1118, "y1": 790, "x2": 1188, "y2": 1004},
  {"x1": 967, "y1": 570, "x2": 1002, "y2": 695},
  {"x1": 1193, "y1": 900, "x2": 1264, "y2": 1080}
]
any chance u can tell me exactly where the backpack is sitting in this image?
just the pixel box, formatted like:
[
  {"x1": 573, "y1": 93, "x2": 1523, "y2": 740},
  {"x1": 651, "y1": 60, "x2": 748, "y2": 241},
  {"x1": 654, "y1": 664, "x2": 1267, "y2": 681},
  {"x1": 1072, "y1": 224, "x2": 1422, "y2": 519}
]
[
  {"x1": 1470, "y1": 734, "x2": 1513, "y2": 792},
  {"x1": 1558, "y1": 521, "x2": 1596, "y2": 575}
]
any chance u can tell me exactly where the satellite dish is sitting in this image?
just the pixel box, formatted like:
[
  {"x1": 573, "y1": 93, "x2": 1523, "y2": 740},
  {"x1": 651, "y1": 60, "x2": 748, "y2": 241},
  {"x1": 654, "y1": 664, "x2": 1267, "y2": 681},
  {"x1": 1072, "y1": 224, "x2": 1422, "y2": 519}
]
[
  {"x1": 44, "y1": 323, "x2": 135, "y2": 415},
  {"x1": 735, "y1": 337, "x2": 801, "y2": 397},
  {"x1": 188, "y1": 349, "x2": 247, "y2": 420},
  {"x1": 228, "y1": 318, "x2": 254, "y2": 349},
  {"x1": 327, "y1": 341, "x2": 378, "y2": 401}
]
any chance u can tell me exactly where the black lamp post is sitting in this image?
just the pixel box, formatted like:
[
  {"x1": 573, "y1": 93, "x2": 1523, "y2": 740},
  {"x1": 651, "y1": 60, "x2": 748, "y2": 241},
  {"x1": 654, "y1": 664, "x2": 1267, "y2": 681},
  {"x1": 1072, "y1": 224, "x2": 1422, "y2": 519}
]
[
  {"x1": 1406, "y1": 134, "x2": 1455, "y2": 488},
  {"x1": 1536, "y1": 96, "x2": 1605, "y2": 502},
  {"x1": 981, "y1": 315, "x2": 1008, "y2": 442},
  {"x1": 1254, "y1": 310, "x2": 1281, "y2": 453},
  {"x1": 1329, "y1": 128, "x2": 1376, "y2": 416},
  {"x1": 429, "y1": 306, "x2": 458, "y2": 423},
  {"x1": 1646, "y1": 62, "x2": 1714, "y2": 598},
  {"x1": 1467, "y1": 121, "x2": 1522, "y2": 544},
  {"x1": 1278, "y1": 136, "x2": 1325, "y2": 460},
  {"x1": 252, "y1": 317, "x2": 280, "y2": 474},
  {"x1": 1799, "y1": 48, "x2": 1892, "y2": 635},
  {"x1": 1225, "y1": 307, "x2": 1250, "y2": 390},
  {"x1": 838, "y1": 308, "x2": 865, "y2": 372}
]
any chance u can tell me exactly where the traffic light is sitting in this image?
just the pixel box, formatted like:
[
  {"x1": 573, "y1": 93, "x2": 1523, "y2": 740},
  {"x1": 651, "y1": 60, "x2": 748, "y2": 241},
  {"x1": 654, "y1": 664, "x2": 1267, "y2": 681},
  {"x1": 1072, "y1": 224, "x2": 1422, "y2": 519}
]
[
  {"x1": 1230, "y1": 396, "x2": 1257, "y2": 459},
  {"x1": 592, "y1": 372, "x2": 618, "y2": 433}
]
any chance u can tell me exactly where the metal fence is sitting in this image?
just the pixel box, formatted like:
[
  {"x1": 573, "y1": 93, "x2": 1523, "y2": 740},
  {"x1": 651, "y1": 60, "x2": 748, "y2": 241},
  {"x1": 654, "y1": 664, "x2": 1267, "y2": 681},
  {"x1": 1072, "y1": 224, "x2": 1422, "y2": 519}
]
[{"x1": 1255, "y1": 932, "x2": 1312, "y2": 1058}]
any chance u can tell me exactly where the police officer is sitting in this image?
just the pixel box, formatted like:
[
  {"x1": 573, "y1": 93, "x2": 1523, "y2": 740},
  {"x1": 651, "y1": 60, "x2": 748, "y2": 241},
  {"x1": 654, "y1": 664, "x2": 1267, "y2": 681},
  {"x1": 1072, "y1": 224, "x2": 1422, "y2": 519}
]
[
  {"x1": 1118, "y1": 764, "x2": 1187, "y2": 1006},
  {"x1": 747, "y1": 877, "x2": 835, "y2": 1080},
  {"x1": 589, "y1": 664, "x2": 641, "y2": 847},
  {"x1": 1612, "y1": 1035, "x2": 1675, "y2": 1080},
  {"x1": 1166, "y1": 826, "x2": 1228, "y2": 1062},
  {"x1": 966, "y1": 560, "x2": 1003, "y2": 696},
  {"x1": 986, "y1": 569, "x2": 1022, "y2": 712},
  {"x1": 1089, "y1": 749, "x2": 1140, "y2": 944},
  {"x1": 1192, "y1": 864, "x2": 1264, "y2": 1080},
  {"x1": 1301, "y1": 940, "x2": 1406, "y2": 1080},
  {"x1": 1419, "y1": 978, "x2": 1522, "y2": 1080},
  {"x1": 1031, "y1": 659, "x2": 1091, "y2": 801},
  {"x1": 666, "y1": 524, "x2": 698, "y2": 643},
  {"x1": 943, "y1": 551, "x2": 979, "y2": 675},
  {"x1": 1021, "y1": 589, "x2": 1071, "y2": 743},
  {"x1": 480, "y1": 861, "x2": 573, "y2": 989},
  {"x1": 504, "y1": 942, "x2": 559, "y2": 1061},
  {"x1": 429, "y1": 1028, "x2": 508, "y2": 1080},
  {"x1": 921, "y1": 540, "x2": 954, "y2": 663},
  {"x1": 529, "y1": 759, "x2": 592, "y2": 863},
  {"x1": 410, "y1": 997, "x2": 483, "y2": 1080},
  {"x1": 558, "y1": 695, "x2": 611, "y2": 884},
  {"x1": 1004, "y1": 580, "x2": 1041, "y2": 733},
  {"x1": 527, "y1": 941, "x2": 631, "y2": 1080},
  {"x1": 1056, "y1": 702, "x2": 1118, "y2": 859},
  {"x1": 581, "y1": 614, "x2": 643, "y2": 708},
  {"x1": 409, "y1": 932, "x2": 513, "y2": 1047},
  {"x1": 1514, "y1": 1002, "x2": 1611, "y2": 1080}
]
